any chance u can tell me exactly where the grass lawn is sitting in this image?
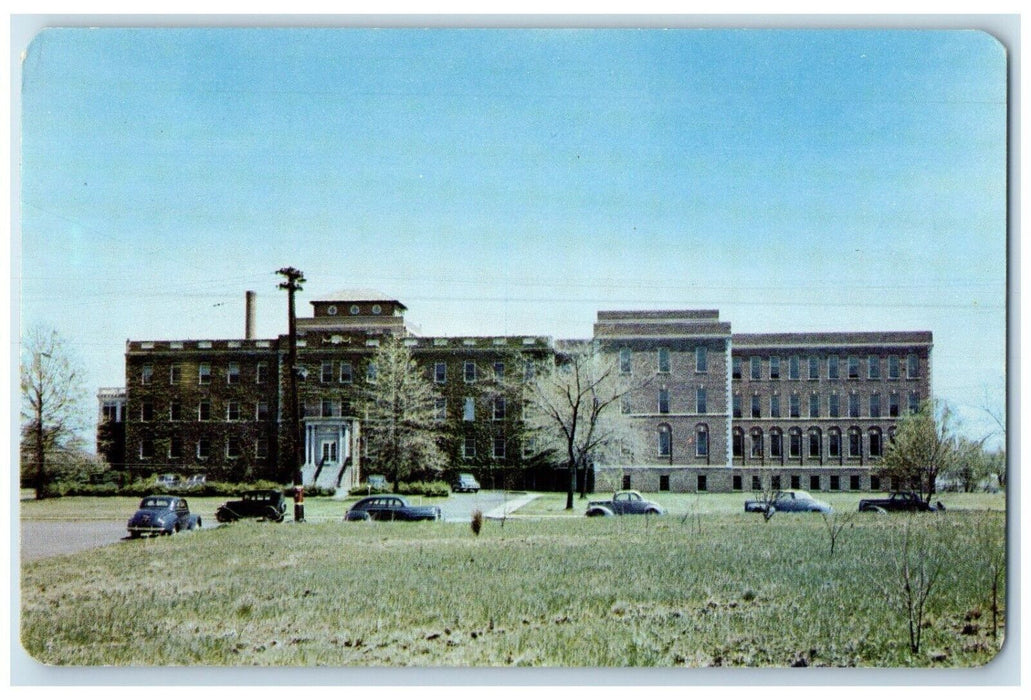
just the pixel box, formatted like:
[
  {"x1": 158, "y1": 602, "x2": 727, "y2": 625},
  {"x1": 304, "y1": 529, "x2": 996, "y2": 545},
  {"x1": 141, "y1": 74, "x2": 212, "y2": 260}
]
[{"x1": 20, "y1": 492, "x2": 1006, "y2": 668}]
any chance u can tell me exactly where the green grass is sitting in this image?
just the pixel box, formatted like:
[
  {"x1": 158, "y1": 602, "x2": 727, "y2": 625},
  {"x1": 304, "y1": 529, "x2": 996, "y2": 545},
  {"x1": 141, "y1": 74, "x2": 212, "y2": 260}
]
[{"x1": 20, "y1": 497, "x2": 1006, "y2": 668}]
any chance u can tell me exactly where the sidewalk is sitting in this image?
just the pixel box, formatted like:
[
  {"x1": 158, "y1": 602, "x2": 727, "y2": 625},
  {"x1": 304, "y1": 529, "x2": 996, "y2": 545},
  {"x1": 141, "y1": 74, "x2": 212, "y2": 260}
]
[{"x1": 483, "y1": 492, "x2": 540, "y2": 520}]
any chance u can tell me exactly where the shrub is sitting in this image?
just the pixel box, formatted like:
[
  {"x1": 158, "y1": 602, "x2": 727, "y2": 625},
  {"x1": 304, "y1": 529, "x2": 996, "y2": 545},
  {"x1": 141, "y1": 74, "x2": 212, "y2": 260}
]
[{"x1": 471, "y1": 509, "x2": 483, "y2": 536}]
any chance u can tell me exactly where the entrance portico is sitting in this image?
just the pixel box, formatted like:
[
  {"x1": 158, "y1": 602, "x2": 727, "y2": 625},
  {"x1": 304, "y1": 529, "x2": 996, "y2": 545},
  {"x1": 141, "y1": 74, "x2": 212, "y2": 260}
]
[{"x1": 301, "y1": 417, "x2": 361, "y2": 490}]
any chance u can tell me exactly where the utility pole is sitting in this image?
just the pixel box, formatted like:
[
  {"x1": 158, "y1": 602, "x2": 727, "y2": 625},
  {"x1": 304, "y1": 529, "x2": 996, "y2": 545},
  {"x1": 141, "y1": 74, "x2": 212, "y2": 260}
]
[{"x1": 277, "y1": 266, "x2": 306, "y2": 522}]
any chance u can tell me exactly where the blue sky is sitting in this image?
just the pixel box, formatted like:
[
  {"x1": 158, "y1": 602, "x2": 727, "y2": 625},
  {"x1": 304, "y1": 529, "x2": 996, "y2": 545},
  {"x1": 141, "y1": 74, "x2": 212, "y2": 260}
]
[{"x1": 17, "y1": 27, "x2": 1008, "y2": 446}]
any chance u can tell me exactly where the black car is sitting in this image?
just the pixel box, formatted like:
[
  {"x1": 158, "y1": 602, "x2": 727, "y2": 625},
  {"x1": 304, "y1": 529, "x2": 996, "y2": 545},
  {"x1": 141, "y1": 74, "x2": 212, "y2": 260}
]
[
  {"x1": 452, "y1": 473, "x2": 481, "y2": 493},
  {"x1": 345, "y1": 495, "x2": 442, "y2": 521},
  {"x1": 586, "y1": 490, "x2": 665, "y2": 517},
  {"x1": 127, "y1": 495, "x2": 201, "y2": 537},
  {"x1": 858, "y1": 491, "x2": 943, "y2": 513},
  {"x1": 215, "y1": 489, "x2": 287, "y2": 523}
]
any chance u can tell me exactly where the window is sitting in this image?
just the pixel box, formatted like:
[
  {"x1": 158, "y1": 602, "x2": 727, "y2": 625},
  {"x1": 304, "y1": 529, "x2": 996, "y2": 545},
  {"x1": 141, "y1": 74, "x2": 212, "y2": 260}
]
[
  {"x1": 228, "y1": 363, "x2": 240, "y2": 384},
  {"x1": 620, "y1": 348, "x2": 632, "y2": 374},
  {"x1": 169, "y1": 365, "x2": 181, "y2": 384},
  {"x1": 658, "y1": 389, "x2": 670, "y2": 414},
  {"x1": 141, "y1": 401, "x2": 154, "y2": 422},
  {"x1": 696, "y1": 387, "x2": 707, "y2": 414},
  {"x1": 770, "y1": 356, "x2": 780, "y2": 379},
  {"x1": 141, "y1": 365, "x2": 153, "y2": 385},
  {"x1": 829, "y1": 393, "x2": 840, "y2": 418},
  {"x1": 435, "y1": 362, "x2": 447, "y2": 384},
  {"x1": 659, "y1": 475, "x2": 670, "y2": 491},
  {"x1": 789, "y1": 393, "x2": 800, "y2": 418},
  {"x1": 696, "y1": 425, "x2": 709, "y2": 457},
  {"x1": 870, "y1": 393, "x2": 881, "y2": 418},
  {"x1": 751, "y1": 394, "x2": 761, "y2": 418},
  {"x1": 848, "y1": 393, "x2": 860, "y2": 418},
  {"x1": 658, "y1": 348, "x2": 671, "y2": 373},
  {"x1": 770, "y1": 430, "x2": 783, "y2": 458},
  {"x1": 321, "y1": 399, "x2": 333, "y2": 418},
  {"x1": 889, "y1": 393, "x2": 900, "y2": 417},
  {"x1": 227, "y1": 439, "x2": 242, "y2": 459},
  {"x1": 493, "y1": 436, "x2": 506, "y2": 459},
  {"x1": 198, "y1": 363, "x2": 211, "y2": 385},
  {"x1": 256, "y1": 439, "x2": 269, "y2": 458},
  {"x1": 750, "y1": 429, "x2": 763, "y2": 457},
  {"x1": 908, "y1": 391, "x2": 920, "y2": 414},
  {"x1": 808, "y1": 430, "x2": 821, "y2": 457},
  {"x1": 169, "y1": 437, "x2": 182, "y2": 459},
  {"x1": 789, "y1": 355, "x2": 800, "y2": 380},
  {"x1": 227, "y1": 401, "x2": 241, "y2": 421},
  {"x1": 907, "y1": 353, "x2": 920, "y2": 378},
  {"x1": 623, "y1": 474, "x2": 632, "y2": 490},
  {"x1": 732, "y1": 356, "x2": 742, "y2": 379},
  {"x1": 464, "y1": 361, "x2": 477, "y2": 383},
  {"x1": 732, "y1": 475, "x2": 743, "y2": 491},
  {"x1": 198, "y1": 400, "x2": 211, "y2": 421},
  {"x1": 696, "y1": 475, "x2": 707, "y2": 492},
  {"x1": 770, "y1": 394, "x2": 781, "y2": 418},
  {"x1": 732, "y1": 429, "x2": 744, "y2": 458},
  {"x1": 321, "y1": 361, "x2": 333, "y2": 383},
  {"x1": 340, "y1": 362, "x2": 353, "y2": 383},
  {"x1": 621, "y1": 395, "x2": 631, "y2": 414},
  {"x1": 732, "y1": 393, "x2": 742, "y2": 418},
  {"x1": 789, "y1": 430, "x2": 802, "y2": 458},
  {"x1": 868, "y1": 355, "x2": 880, "y2": 380},
  {"x1": 463, "y1": 397, "x2": 475, "y2": 421},
  {"x1": 197, "y1": 438, "x2": 211, "y2": 459},
  {"x1": 848, "y1": 356, "x2": 860, "y2": 379},
  {"x1": 494, "y1": 362, "x2": 505, "y2": 381},
  {"x1": 434, "y1": 398, "x2": 447, "y2": 422},
  {"x1": 695, "y1": 346, "x2": 707, "y2": 373},
  {"x1": 169, "y1": 401, "x2": 182, "y2": 421},
  {"x1": 850, "y1": 475, "x2": 861, "y2": 490},
  {"x1": 808, "y1": 356, "x2": 819, "y2": 380},
  {"x1": 658, "y1": 425, "x2": 672, "y2": 457},
  {"x1": 140, "y1": 440, "x2": 154, "y2": 459},
  {"x1": 809, "y1": 392, "x2": 820, "y2": 418},
  {"x1": 870, "y1": 475, "x2": 881, "y2": 491},
  {"x1": 366, "y1": 362, "x2": 377, "y2": 383},
  {"x1": 751, "y1": 356, "x2": 761, "y2": 380},
  {"x1": 830, "y1": 475, "x2": 840, "y2": 491},
  {"x1": 810, "y1": 475, "x2": 821, "y2": 491},
  {"x1": 256, "y1": 401, "x2": 269, "y2": 421},
  {"x1": 463, "y1": 437, "x2": 476, "y2": 458},
  {"x1": 828, "y1": 355, "x2": 839, "y2": 380},
  {"x1": 493, "y1": 396, "x2": 506, "y2": 421},
  {"x1": 849, "y1": 429, "x2": 862, "y2": 458},
  {"x1": 888, "y1": 355, "x2": 900, "y2": 380},
  {"x1": 869, "y1": 429, "x2": 883, "y2": 457},
  {"x1": 829, "y1": 430, "x2": 841, "y2": 458},
  {"x1": 256, "y1": 363, "x2": 268, "y2": 384},
  {"x1": 771, "y1": 475, "x2": 782, "y2": 490},
  {"x1": 790, "y1": 474, "x2": 801, "y2": 490},
  {"x1": 524, "y1": 361, "x2": 535, "y2": 382},
  {"x1": 752, "y1": 475, "x2": 762, "y2": 490}
]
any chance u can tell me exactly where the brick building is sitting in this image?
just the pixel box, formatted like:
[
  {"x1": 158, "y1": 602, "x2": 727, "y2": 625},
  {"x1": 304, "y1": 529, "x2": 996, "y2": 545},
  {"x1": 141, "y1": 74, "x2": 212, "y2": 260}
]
[{"x1": 104, "y1": 289, "x2": 932, "y2": 493}]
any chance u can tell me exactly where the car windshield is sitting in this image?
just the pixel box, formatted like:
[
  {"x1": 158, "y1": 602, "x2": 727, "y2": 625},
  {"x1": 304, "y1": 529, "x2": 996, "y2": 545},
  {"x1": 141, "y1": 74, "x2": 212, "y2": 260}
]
[{"x1": 141, "y1": 497, "x2": 172, "y2": 509}]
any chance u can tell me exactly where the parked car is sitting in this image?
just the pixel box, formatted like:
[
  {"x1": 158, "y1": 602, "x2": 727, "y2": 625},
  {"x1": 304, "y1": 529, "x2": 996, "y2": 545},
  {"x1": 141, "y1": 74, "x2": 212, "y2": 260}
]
[
  {"x1": 184, "y1": 474, "x2": 206, "y2": 488},
  {"x1": 586, "y1": 490, "x2": 665, "y2": 517},
  {"x1": 858, "y1": 491, "x2": 943, "y2": 513},
  {"x1": 345, "y1": 495, "x2": 441, "y2": 521},
  {"x1": 127, "y1": 495, "x2": 201, "y2": 537},
  {"x1": 154, "y1": 473, "x2": 179, "y2": 488},
  {"x1": 367, "y1": 474, "x2": 388, "y2": 490},
  {"x1": 215, "y1": 489, "x2": 287, "y2": 523},
  {"x1": 452, "y1": 473, "x2": 481, "y2": 493},
  {"x1": 744, "y1": 490, "x2": 832, "y2": 514}
]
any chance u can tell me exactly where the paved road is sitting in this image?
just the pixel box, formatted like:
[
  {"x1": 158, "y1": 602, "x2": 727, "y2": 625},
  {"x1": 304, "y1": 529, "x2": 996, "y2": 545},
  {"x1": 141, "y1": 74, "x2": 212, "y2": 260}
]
[{"x1": 19, "y1": 491, "x2": 538, "y2": 562}]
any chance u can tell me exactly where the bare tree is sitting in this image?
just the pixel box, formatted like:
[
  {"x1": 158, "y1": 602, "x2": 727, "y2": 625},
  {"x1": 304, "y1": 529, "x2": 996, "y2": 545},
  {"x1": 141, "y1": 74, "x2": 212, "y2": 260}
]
[
  {"x1": 881, "y1": 517, "x2": 945, "y2": 655},
  {"x1": 820, "y1": 510, "x2": 856, "y2": 557},
  {"x1": 360, "y1": 335, "x2": 447, "y2": 491},
  {"x1": 879, "y1": 400, "x2": 972, "y2": 506},
  {"x1": 20, "y1": 327, "x2": 88, "y2": 500},
  {"x1": 521, "y1": 341, "x2": 646, "y2": 510}
]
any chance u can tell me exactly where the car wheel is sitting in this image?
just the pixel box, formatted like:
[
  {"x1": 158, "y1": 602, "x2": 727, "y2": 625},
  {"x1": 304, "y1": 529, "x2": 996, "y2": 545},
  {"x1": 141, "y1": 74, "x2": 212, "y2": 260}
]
[
  {"x1": 128, "y1": 531, "x2": 141, "y2": 539},
  {"x1": 264, "y1": 506, "x2": 281, "y2": 522}
]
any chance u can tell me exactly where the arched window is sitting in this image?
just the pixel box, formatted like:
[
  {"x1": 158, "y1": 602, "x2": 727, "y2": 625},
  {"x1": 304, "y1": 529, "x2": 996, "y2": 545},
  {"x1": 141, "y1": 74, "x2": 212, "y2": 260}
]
[
  {"x1": 828, "y1": 427, "x2": 842, "y2": 459},
  {"x1": 808, "y1": 428, "x2": 822, "y2": 458},
  {"x1": 848, "y1": 427, "x2": 863, "y2": 458},
  {"x1": 769, "y1": 427, "x2": 783, "y2": 459},
  {"x1": 750, "y1": 427, "x2": 764, "y2": 458},
  {"x1": 869, "y1": 427, "x2": 883, "y2": 458},
  {"x1": 695, "y1": 424, "x2": 709, "y2": 457},
  {"x1": 788, "y1": 428, "x2": 802, "y2": 459},
  {"x1": 732, "y1": 427, "x2": 744, "y2": 458},
  {"x1": 657, "y1": 424, "x2": 672, "y2": 457}
]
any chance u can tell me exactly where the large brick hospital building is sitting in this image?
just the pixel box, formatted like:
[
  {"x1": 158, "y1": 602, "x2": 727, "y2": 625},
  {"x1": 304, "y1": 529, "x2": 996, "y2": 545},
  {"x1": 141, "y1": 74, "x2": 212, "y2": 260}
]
[{"x1": 98, "y1": 288, "x2": 932, "y2": 494}]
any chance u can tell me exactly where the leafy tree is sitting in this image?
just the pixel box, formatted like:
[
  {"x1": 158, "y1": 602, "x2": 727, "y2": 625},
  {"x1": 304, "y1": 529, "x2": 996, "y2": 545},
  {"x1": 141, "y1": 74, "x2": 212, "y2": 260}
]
[
  {"x1": 521, "y1": 341, "x2": 646, "y2": 510},
  {"x1": 879, "y1": 400, "x2": 972, "y2": 505},
  {"x1": 20, "y1": 327, "x2": 88, "y2": 499},
  {"x1": 360, "y1": 335, "x2": 447, "y2": 491}
]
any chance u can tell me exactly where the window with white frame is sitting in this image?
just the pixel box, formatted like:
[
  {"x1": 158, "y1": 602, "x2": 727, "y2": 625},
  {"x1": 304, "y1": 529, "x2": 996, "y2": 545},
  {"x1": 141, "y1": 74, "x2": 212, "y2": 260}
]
[
  {"x1": 170, "y1": 364, "x2": 181, "y2": 384},
  {"x1": 198, "y1": 400, "x2": 211, "y2": 421},
  {"x1": 141, "y1": 365, "x2": 153, "y2": 385},
  {"x1": 829, "y1": 393, "x2": 840, "y2": 418},
  {"x1": 228, "y1": 363, "x2": 240, "y2": 384},
  {"x1": 227, "y1": 439, "x2": 242, "y2": 459},
  {"x1": 658, "y1": 388, "x2": 670, "y2": 414},
  {"x1": 889, "y1": 392, "x2": 900, "y2": 417},
  {"x1": 695, "y1": 425, "x2": 709, "y2": 457},
  {"x1": 658, "y1": 348, "x2": 671, "y2": 373},
  {"x1": 140, "y1": 439, "x2": 155, "y2": 459},
  {"x1": 770, "y1": 393, "x2": 780, "y2": 418},
  {"x1": 809, "y1": 392, "x2": 820, "y2": 418},
  {"x1": 789, "y1": 429, "x2": 802, "y2": 458},
  {"x1": 620, "y1": 347, "x2": 632, "y2": 374},
  {"x1": 493, "y1": 396, "x2": 506, "y2": 421},
  {"x1": 870, "y1": 393, "x2": 881, "y2": 418},
  {"x1": 141, "y1": 401, "x2": 154, "y2": 422},
  {"x1": 198, "y1": 363, "x2": 211, "y2": 384},
  {"x1": 751, "y1": 394, "x2": 761, "y2": 419},
  {"x1": 321, "y1": 361, "x2": 333, "y2": 383},
  {"x1": 493, "y1": 435, "x2": 506, "y2": 458},
  {"x1": 256, "y1": 362, "x2": 268, "y2": 384},
  {"x1": 696, "y1": 386, "x2": 707, "y2": 414},
  {"x1": 888, "y1": 355, "x2": 900, "y2": 380},
  {"x1": 197, "y1": 438, "x2": 211, "y2": 459},
  {"x1": 169, "y1": 401, "x2": 182, "y2": 421},
  {"x1": 695, "y1": 345, "x2": 707, "y2": 373},
  {"x1": 750, "y1": 429, "x2": 763, "y2": 458},
  {"x1": 808, "y1": 429, "x2": 821, "y2": 458},
  {"x1": 808, "y1": 356, "x2": 819, "y2": 380},
  {"x1": 463, "y1": 436, "x2": 476, "y2": 458},
  {"x1": 494, "y1": 362, "x2": 505, "y2": 381},
  {"x1": 169, "y1": 437, "x2": 182, "y2": 459},
  {"x1": 658, "y1": 425, "x2": 672, "y2": 457},
  {"x1": 789, "y1": 355, "x2": 800, "y2": 380},
  {"x1": 434, "y1": 362, "x2": 447, "y2": 384},
  {"x1": 732, "y1": 356, "x2": 742, "y2": 379},
  {"x1": 464, "y1": 361, "x2": 477, "y2": 383},
  {"x1": 434, "y1": 398, "x2": 447, "y2": 422},
  {"x1": 256, "y1": 401, "x2": 269, "y2": 421},
  {"x1": 848, "y1": 393, "x2": 860, "y2": 418},
  {"x1": 828, "y1": 429, "x2": 841, "y2": 458},
  {"x1": 769, "y1": 355, "x2": 780, "y2": 379},
  {"x1": 463, "y1": 397, "x2": 475, "y2": 421},
  {"x1": 751, "y1": 356, "x2": 761, "y2": 380},
  {"x1": 907, "y1": 353, "x2": 920, "y2": 378},
  {"x1": 848, "y1": 356, "x2": 860, "y2": 379},
  {"x1": 227, "y1": 401, "x2": 241, "y2": 421},
  {"x1": 340, "y1": 362, "x2": 353, "y2": 383},
  {"x1": 848, "y1": 429, "x2": 862, "y2": 458},
  {"x1": 868, "y1": 355, "x2": 880, "y2": 380},
  {"x1": 828, "y1": 354, "x2": 839, "y2": 380},
  {"x1": 770, "y1": 429, "x2": 783, "y2": 458},
  {"x1": 869, "y1": 428, "x2": 883, "y2": 457},
  {"x1": 789, "y1": 393, "x2": 800, "y2": 418}
]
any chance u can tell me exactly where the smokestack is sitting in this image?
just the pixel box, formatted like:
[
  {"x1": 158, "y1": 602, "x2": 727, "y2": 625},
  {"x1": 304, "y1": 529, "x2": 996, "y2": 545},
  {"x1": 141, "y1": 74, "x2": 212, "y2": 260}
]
[{"x1": 245, "y1": 291, "x2": 256, "y2": 340}]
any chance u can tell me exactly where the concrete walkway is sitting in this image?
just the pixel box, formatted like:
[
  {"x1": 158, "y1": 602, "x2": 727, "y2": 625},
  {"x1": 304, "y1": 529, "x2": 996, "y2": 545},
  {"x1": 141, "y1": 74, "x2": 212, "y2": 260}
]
[{"x1": 483, "y1": 492, "x2": 540, "y2": 520}]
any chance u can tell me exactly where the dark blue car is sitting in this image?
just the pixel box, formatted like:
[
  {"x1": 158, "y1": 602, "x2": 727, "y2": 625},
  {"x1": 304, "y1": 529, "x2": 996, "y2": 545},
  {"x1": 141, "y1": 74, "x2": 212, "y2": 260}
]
[
  {"x1": 127, "y1": 495, "x2": 202, "y2": 537},
  {"x1": 345, "y1": 495, "x2": 441, "y2": 522}
]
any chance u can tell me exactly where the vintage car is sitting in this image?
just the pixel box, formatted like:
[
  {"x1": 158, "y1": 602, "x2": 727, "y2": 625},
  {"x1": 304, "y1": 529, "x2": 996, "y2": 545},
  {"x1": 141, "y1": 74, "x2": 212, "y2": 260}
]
[
  {"x1": 184, "y1": 474, "x2": 207, "y2": 489},
  {"x1": 127, "y1": 495, "x2": 201, "y2": 537},
  {"x1": 585, "y1": 490, "x2": 665, "y2": 517},
  {"x1": 858, "y1": 491, "x2": 943, "y2": 513},
  {"x1": 215, "y1": 489, "x2": 287, "y2": 523},
  {"x1": 744, "y1": 490, "x2": 832, "y2": 514},
  {"x1": 452, "y1": 472, "x2": 481, "y2": 493},
  {"x1": 345, "y1": 495, "x2": 442, "y2": 521},
  {"x1": 154, "y1": 473, "x2": 179, "y2": 488}
]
